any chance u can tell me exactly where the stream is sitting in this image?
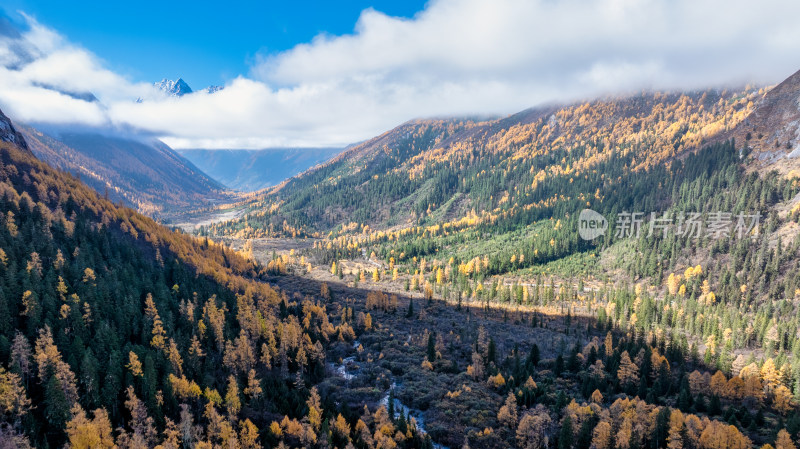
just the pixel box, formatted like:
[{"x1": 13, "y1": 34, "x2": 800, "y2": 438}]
[{"x1": 329, "y1": 340, "x2": 450, "y2": 449}]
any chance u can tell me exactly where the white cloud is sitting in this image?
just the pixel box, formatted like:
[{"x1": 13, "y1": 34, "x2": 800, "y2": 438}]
[
  {"x1": 2, "y1": 0, "x2": 800, "y2": 149},
  {"x1": 0, "y1": 72, "x2": 108, "y2": 125}
]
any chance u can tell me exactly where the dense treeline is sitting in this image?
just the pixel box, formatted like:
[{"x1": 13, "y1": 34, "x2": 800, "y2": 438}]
[
  {"x1": 206, "y1": 88, "x2": 760, "y2": 239},
  {"x1": 277, "y1": 274, "x2": 800, "y2": 449},
  {"x1": 0, "y1": 141, "x2": 359, "y2": 447},
  {"x1": 2, "y1": 126, "x2": 800, "y2": 449},
  {"x1": 305, "y1": 139, "x2": 800, "y2": 376},
  {"x1": 202, "y1": 120, "x2": 475, "y2": 237},
  {"x1": 197, "y1": 83, "x2": 800, "y2": 448}
]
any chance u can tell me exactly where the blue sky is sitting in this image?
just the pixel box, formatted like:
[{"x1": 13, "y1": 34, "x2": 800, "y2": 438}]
[
  {"x1": 2, "y1": 1, "x2": 428, "y2": 89},
  {"x1": 1, "y1": 0, "x2": 799, "y2": 149}
]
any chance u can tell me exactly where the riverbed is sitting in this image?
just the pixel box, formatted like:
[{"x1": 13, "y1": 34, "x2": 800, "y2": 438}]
[{"x1": 329, "y1": 340, "x2": 450, "y2": 449}]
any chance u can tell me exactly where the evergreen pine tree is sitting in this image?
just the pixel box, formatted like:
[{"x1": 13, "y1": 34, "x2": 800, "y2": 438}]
[{"x1": 559, "y1": 414, "x2": 574, "y2": 449}]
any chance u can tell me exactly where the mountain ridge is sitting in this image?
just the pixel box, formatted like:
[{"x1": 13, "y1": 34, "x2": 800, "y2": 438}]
[
  {"x1": 724, "y1": 68, "x2": 800, "y2": 173},
  {"x1": 0, "y1": 107, "x2": 28, "y2": 151},
  {"x1": 208, "y1": 86, "x2": 760, "y2": 238},
  {"x1": 16, "y1": 124, "x2": 232, "y2": 216}
]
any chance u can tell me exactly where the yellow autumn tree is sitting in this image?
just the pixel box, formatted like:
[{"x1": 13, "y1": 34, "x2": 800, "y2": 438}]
[
  {"x1": 773, "y1": 386, "x2": 795, "y2": 415},
  {"x1": 144, "y1": 294, "x2": 166, "y2": 350},
  {"x1": 225, "y1": 375, "x2": 241, "y2": 418},
  {"x1": 239, "y1": 419, "x2": 262, "y2": 449},
  {"x1": 616, "y1": 417, "x2": 633, "y2": 449},
  {"x1": 244, "y1": 369, "x2": 263, "y2": 399},
  {"x1": 333, "y1": 413, "x2": 351, "y2": 440},
  {"x1": 699, "y1": 421, "x2": 751, "y2": 449},
  {"x1": 776, "y1": 430, "x2": 796, "y2": 449},
  {"x1": 306, "y1": 387, "x2": 323, "y2": 431},
  {"x1": 604, "y1": 332, "x2": 613, "y2": 357},
  {"x1": 591, "y1": 420, "x2": 612, "y2": 449},
  {"x1": 667, "y1": 410, "x2": 684, "y2": 449},
  {"x1": 709, "y1": 371, "x2": 727, "y2": 397},
  {"x1": 498, "y1": 392, "x2": 518, "y2": 428},
  {"x1": 66, "y1": 404, "x2": 116, "y2": 449},
  {"x1": 0, "y1": 366, "x2": 31, "y2": 421},
  {"x1": 761, "y1": 358, "x2": 782, "y2": 393},
  {"x1": 617, "y1": 351, "x2": 639, "y2": 389},
  {"x1": 489, "y1": 372, "x2": 506, "y2": 388},
  {"x1": 667, "y1": 273, "x2": 681, "y2": 296},
  {"x1": 517, "y1": 407, "x2": 552, "y2": 449}
]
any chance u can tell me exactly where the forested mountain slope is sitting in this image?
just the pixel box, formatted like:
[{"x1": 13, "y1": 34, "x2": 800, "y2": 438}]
[
  {"x1": 3, "y1": 86, "x2": 800, "y2": 449},
  {"x1": 17, "y1": 125, "x2": 231, "y2": 217},
  {"x1": 0, "y1": 108, "x2": 367, "y2": 447},
  {"x1": 209, "y1": 86, "x2": 761, "y2": 237},
  {"x1": 204, "y1": 70, "x2": 800, "y2": 419}
]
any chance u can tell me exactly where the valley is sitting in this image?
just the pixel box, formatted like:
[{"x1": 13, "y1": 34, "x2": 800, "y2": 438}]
[
  {"x1": 172, "y1": 70, "x2": 800, "y2": 448},
  {"x1": 17, "y1": 124, "x2": 237, "y2": 218},
  {"x1": 1, "y1": 6, "x2": 800, "y2": 448},
  {"x1": 3, "y1": 76, "x2": 800, "y2": 447},
  {"x1": 177, "y1": 148, "x2": 344, "y2": 192},
  {"x1": 171, "y1": 207, "x2": 248, "y2": 234}
]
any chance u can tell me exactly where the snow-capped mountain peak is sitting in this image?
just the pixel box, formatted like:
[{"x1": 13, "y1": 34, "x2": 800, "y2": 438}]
[{"x1": 154, "y1": 78, "x2": 193, "y2": 96}]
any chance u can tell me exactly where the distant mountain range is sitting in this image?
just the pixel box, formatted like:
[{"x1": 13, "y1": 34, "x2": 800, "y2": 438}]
[
  {"x1": 177, "y1": 147, "x2": 343, "y2": 191},
  {"x1": 16, "y1": 125, "x2": 231, "y2": 216},
  {"x1": 0, "y1": 74, "x2": 345, "y2": 216}
]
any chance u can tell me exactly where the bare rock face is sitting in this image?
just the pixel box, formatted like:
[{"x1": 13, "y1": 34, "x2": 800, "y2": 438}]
[
  {"x1": 0, "y1": 108, "x2": 28, "y2": 151},
  {"x1": 733, "y1": 69, "x2": 800, "y2": 170}
]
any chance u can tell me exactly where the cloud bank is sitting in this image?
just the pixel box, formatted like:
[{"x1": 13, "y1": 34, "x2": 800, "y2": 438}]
[{"x1": 1, "y1": 0, "x2": 800, "y2": 149}]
